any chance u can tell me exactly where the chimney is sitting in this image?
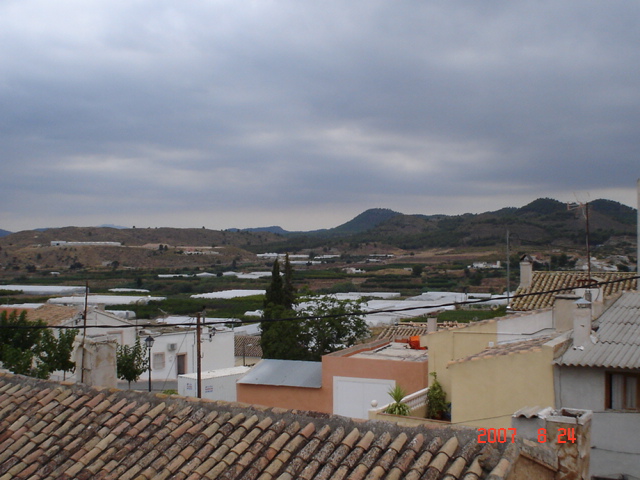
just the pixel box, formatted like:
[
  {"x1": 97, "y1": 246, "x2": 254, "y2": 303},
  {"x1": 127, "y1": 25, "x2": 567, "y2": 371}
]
[
  {"x1": 519, "y1": 254, "x2": 533, "y2": 289},
  {"x1": 427, "y1": 317, "x2": 438, "y2": 333},
  {"x1": 74, "y1": 337, "x2": 117, "y2": 388},
  {"x1": 553, "y1": 294, "x2": 581, "y2": 333},
  {"x1": 512, "y1": 407, "x2": 592, "y2": 480},
  {"x1": 573, "y1": 298, "x2": 592, "y2": 347}
]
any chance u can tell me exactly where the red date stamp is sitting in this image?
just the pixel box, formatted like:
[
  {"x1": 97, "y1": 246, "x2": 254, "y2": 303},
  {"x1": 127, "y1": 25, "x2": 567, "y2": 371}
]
[{"x1": 477, "y1": 427, "x2": 576, "y2": 444}]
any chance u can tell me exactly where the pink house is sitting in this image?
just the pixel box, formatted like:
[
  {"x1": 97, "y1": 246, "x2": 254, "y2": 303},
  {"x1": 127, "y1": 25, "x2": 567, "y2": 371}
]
[{"x1": 237, "y1": 339, "x2": 429, "y2": 419}]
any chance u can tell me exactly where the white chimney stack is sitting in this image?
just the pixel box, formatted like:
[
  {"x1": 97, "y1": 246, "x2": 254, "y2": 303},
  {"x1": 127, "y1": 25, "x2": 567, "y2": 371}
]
[
  {"x1": 427, "y1": 317, "x2": 437, "y2": 333},
  {"x1": 519, "y1": 254, "x2": 533, "y2": 289},
  {"x1": 573, "y1": 297, "x2": 592, "y2": 347}
]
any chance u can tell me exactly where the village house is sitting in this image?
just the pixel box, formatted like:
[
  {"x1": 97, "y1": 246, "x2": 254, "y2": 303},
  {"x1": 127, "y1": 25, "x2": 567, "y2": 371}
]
[
  {"x1": 420, "y1": 290, "x2": 640, "y2": 478},
  {"x1": 237, "y1": 339, "x2": 429, "y2": 419},
  {"x1": 554, "y1": 291, "x2": 640, "y2": 477},
  {"x1": 141, "y1": 324, "x2": 234, "y2": 382},
  {"x1": 510, "y1": 255, "x2": 637, "y2": 312},
  {"x1": 13, "y1": 304, "x2": 238, "y2": 386}
]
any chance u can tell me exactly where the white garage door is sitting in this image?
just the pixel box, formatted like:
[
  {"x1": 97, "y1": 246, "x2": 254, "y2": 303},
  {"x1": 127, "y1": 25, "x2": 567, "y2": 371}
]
[{"x1": 333, "y1": 376, "x2": 395, "y2": 419}]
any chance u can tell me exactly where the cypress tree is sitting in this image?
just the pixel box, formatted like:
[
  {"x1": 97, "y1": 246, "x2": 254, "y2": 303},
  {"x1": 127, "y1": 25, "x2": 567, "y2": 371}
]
[{"x1": 260, "y1": 256, "x2": 304, "y2": 360}]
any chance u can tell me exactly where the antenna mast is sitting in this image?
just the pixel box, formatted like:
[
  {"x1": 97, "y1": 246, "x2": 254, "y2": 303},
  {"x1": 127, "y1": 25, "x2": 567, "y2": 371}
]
[{"x1": 567, "y1": 200, "x2": 591, "y2": 280}]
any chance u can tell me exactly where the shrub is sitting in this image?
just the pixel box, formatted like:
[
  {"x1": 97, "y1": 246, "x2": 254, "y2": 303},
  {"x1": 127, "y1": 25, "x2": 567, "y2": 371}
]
[
  {"x1": 384, "y1": 385, "x2": 411, "y2": 416},
  {"x1": 426, "y1": 373, "x2": 448, "y2": 420}
]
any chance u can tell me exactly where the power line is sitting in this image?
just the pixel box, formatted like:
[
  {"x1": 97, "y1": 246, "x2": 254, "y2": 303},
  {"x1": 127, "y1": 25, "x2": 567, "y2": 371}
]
[{"x1": 1, "y1": 275, "x2": 638, "y2": 331}]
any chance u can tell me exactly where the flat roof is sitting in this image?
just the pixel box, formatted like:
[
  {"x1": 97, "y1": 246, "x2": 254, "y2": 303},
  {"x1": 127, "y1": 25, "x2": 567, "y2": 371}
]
[
  {"x1": 349, "y1": 342, "x2": 428, "y2": 362},
  {"x1": 237, "y1": 359, "x2": 322, "y2": 388},
  {"x1": 180, "y1": 366, "x2": 251, "y2": 379}
]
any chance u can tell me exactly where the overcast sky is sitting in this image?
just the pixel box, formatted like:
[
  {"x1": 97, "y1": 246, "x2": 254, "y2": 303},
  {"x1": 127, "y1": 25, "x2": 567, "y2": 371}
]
[{"x1": 1, "y1": 1, "x2": 639, "y2": 233}]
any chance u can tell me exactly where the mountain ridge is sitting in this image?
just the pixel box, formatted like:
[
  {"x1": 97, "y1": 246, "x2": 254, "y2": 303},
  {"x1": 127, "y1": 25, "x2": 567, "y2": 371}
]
[{"x1": 1, "y1": 198, "x2": 636, "y2": 247}]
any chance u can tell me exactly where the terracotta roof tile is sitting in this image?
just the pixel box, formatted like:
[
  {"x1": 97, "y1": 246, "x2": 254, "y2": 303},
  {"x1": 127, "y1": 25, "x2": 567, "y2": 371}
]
[
  {"x1": 0, "y1": 372, "x2": 560, "y2": 480},
  {"x1": 376, "y1": 324, "x2": 432, "y2": 340},
  {"x1": 511, "y1": 271, "x2": 637, "y2": 311},
  {"x1": 235, "y1": 335, "x2": 263, "y2": 358}
]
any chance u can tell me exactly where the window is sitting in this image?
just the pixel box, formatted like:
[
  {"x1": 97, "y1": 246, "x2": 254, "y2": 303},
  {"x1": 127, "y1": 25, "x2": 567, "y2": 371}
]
[
  {"x1": 152, "y1": 352, "x2": 165, "y2": 371},
  {"x1": 177, "y1": 354, "x2": 187, "y2": 375},
  {"x1": 606, "y1": 372, "x2": 640, "y2": 410}
]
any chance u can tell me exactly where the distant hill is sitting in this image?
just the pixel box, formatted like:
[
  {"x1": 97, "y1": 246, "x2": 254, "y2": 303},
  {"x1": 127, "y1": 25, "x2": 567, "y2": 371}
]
[
  {"x1": 339, "y1": 198, "x2": 637, "y2": 250},
  {"x1": 1, "y1": 198, "x2": 636, "y2": 255},
  {"x1": 322, "y1": 208, "x2": 401, "y2": 236},
  {"x1": 232, "y1": 226, "x2": 290, "y2": 235},
  {"x1": 0, "y1": 229, "x2": 11, "y2": 238},
  {"x1": 0, "y1": 226, "x2": 283, "y2": 249}
]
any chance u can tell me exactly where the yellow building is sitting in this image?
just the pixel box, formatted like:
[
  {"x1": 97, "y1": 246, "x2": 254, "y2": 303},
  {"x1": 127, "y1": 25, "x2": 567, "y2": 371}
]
[
  {"x1": 447, "y1": 334, "x2": 565, "y2": 428},
  {"x1": 420, "y1": 301, "x2": 568, "y2": 428},
  {"x1": 421, "y1": 307, "x2": 555, "y2": 397}
]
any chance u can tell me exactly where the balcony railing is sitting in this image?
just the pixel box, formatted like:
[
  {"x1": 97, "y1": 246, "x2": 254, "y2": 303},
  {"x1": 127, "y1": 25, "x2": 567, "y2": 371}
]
[{"x1": 372, "y1": 386, "x2": 430, "y2": 418}]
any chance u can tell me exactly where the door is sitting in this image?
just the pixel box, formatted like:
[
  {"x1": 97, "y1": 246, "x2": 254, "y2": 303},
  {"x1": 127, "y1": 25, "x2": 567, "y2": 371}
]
[{"x1": 333, "y1": 376, "x2": 395, "y2": 419}]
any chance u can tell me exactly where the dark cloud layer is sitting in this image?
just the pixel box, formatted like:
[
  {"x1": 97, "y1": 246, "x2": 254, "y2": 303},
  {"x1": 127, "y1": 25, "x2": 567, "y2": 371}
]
[{"x1": 1, "y1": 1, "x2": 638, "y2": 231}]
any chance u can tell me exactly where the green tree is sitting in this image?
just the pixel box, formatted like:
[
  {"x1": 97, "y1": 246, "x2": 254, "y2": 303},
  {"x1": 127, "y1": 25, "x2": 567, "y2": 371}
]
[
  {"x1": 260, "y1": 256, "x2": 305, "y2": 360},
  {"x1": 282, "y1": 254, "x2": 296, "y2": 309},
  {"x1": 42, "y1": 328, "x2": 78, "y2": 379},
  {"x1": 0, "y1": 310, "x2": 61, "y2": 379},
  {"x1": 116, "y1": 338, "x2": 148, "y2": 388},
  {"x1": 296, "y1": 294, "x2": 369, "y2": 361},
  {"x1": 261, "y1": 257, "x2": 369, "y2": 361}
]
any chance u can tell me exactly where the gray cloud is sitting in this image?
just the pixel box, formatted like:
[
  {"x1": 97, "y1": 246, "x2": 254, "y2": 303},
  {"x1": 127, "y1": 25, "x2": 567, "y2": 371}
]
[{"x1": 1, "y1": 0, "x2": 638, "y2": 231}]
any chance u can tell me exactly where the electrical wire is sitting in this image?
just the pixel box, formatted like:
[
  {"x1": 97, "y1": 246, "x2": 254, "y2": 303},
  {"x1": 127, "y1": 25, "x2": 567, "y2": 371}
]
[{"x1": 1, "y1": 275, "x2": 638, "y2": 331}]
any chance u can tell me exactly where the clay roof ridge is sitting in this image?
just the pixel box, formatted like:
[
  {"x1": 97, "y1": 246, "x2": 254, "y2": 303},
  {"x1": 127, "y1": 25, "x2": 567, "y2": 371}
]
[{"x1": 0, "y1": 372, "x2": 532, "y2": 480}]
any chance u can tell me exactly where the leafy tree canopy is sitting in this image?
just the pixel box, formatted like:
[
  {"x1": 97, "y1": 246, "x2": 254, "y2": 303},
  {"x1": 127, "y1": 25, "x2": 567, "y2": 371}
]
[
  {"x1": 295, "y1": 294, "x2": 369, "y2": 361},
  {"x1": 0, "y1": 310, "x2": 76, "y2": 379},
  {"x1": 260, "y1": 256, "x2": 370, "y2": 361},
  {"x1": 116, "y1": 337, "x2": 148, "y2": 388}
]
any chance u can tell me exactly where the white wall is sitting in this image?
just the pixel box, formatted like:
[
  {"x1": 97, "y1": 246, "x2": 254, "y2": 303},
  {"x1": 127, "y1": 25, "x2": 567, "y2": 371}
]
[
  {"x1": 148, "y1": 328, "x2": 234, "y2": 381},
  {"x1": 496, "y1": 309, "x2": 553, "y2": 344},
  {"x1": 178, "y1": 366, "x2": 250, "y2": 401},
  {"x1": 555, "y1": 366, "x2": 604, "y2": 411},
  {"x1": 65, "y1": 308, "x2": 139, "y2": 346},
  {"x1": 333, "y1": 376, "x2": 395, "y2": 419}
]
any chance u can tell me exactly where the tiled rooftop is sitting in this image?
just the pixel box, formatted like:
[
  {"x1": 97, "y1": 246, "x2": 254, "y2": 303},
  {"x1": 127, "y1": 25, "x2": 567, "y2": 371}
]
[
  {"x1": 376, "y1": 324, "x2": 432, "y2": 341},
  {"x1": 235, "y1": 335, "x2": 263, "y2": 358},
  {"x1": 510, "y1": 271, "x2": 637, "y2": 311},
  {"x1": 556, "y1": 290, "x2": 640, "y2": 369},
  {"x1": 0, "y1": 372, "x2": 551, "y2": 479},
  {"x1": 449, "y1": 336, "x2": 559, "y2": 365},
  {"x1": 22, "y1": 304, "x2": 79, "y2": 326}
]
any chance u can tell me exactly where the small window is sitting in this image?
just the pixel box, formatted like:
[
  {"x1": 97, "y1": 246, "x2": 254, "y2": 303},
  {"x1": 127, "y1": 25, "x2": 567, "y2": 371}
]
[
  {"x1": 606, "y1": 372, "x2": 640, "y2": 411},
  {"x1": 152, "y1": 352, "x2": 166, "y2": 371},
  {"x1": 177, "y1": 354, "x2": 187, "y2": 375}
]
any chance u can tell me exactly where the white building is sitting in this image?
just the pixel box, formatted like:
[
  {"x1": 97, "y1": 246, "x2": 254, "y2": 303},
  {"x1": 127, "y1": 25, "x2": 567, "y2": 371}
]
[
  {"x1": 143, "y1": 326, "x2": 235, "y2": 381},
  {"x1": 178, "y1": 366, "x2": 251, "y2": 401}
]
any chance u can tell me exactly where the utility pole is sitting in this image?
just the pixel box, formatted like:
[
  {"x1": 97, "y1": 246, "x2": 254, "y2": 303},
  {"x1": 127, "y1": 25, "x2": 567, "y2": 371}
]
[
  {"x1": 506, "y1": 229, "x2": 511, "y2": 304},
  {"x1": 196, "y1": 312, "x2": 202, "y2": 399},
  {"x1": 80, "y1": 281, "x2": 88, "y2": 384}
]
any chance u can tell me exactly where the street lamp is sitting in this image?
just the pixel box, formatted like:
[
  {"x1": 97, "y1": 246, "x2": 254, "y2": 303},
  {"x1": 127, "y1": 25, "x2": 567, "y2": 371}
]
[{"x1": 144, "y1": 335, "x2": 155, "y2": 392}]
